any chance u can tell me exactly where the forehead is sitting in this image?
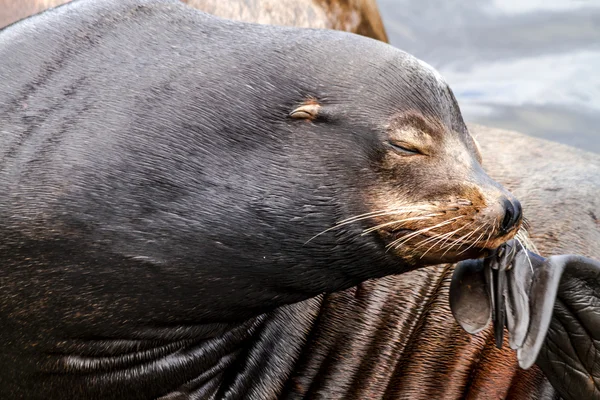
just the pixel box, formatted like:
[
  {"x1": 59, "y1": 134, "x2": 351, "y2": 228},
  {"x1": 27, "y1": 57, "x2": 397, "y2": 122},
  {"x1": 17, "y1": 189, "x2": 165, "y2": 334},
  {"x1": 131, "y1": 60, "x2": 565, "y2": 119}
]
[
  {"x1": 406, "y1": 56, "x2": 448, "y2": 92},
  {"x1": 363, "y1": 54, "x2": 463, "y2": 127}
]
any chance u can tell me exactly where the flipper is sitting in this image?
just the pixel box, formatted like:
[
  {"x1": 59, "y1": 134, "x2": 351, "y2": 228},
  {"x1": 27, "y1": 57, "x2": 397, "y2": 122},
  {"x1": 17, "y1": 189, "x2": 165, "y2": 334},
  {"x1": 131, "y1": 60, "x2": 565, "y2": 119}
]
[
  {"x1": 535, "y1": 254, "x2": 600, "y2": 400},
  {"x1": 450, "y1": 242, "x2": 600, "y2": 400},
  {"x1": 448, "y1": 259, "x2": 491, "y2": 334}
]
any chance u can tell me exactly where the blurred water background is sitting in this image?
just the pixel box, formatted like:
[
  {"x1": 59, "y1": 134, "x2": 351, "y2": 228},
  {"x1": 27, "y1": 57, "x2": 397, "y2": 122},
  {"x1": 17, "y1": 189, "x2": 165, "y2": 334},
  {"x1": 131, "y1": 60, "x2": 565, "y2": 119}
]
[{"x1": 378, "y1": 0, "x2": 600, "y2": 153}]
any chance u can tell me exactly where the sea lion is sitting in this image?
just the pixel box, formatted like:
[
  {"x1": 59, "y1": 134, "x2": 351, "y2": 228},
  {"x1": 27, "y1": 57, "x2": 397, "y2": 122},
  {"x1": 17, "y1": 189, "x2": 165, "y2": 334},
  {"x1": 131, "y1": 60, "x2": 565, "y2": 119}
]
[
  {"x1": 450, "y1": 240, "x2": 600, "y2": 373},
  {"x1": 0, "y1": 0, "x2": 388, "y2": 42},
  {"x1": 0, "y1": 0, "x2": 521, "y2": 399},
  {"x1": 4, "y1": 1, "x2": 600, "y2": 399},
  {"x1": 3, "y1": 0, "x2": 599, "y2": 399}
]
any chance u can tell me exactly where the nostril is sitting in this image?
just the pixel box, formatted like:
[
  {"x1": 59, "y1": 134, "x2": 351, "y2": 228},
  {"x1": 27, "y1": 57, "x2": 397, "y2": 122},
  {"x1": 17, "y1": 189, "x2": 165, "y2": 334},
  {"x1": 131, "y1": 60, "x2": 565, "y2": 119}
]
[
  {"x1": 513, "y1": 199, "x2": 523, "y2": 224},
  {"x1": 501, "y1": 203, "x2": 514, "y2": 232},
  {"x1": 501, "y1": 198, "x2": 522, "y2": 233}
]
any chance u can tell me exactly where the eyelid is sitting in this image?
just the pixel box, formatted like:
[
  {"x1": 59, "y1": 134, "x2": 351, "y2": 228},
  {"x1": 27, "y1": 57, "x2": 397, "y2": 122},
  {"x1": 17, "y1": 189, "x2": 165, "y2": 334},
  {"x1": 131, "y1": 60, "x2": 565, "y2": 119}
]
[{"x1": 387, "y1": 140, "x2": 422, "y2": 155}]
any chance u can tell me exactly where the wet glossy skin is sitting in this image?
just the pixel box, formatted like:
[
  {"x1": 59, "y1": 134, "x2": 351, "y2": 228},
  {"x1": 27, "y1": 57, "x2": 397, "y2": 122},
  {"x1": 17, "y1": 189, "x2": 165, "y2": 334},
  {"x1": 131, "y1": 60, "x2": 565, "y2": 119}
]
[
  {"x1": 0, "y1": 1, "x2": 521, "y2": 398},
  {"x1": 1, "y1": 1, "x2": 597, "y2": 399}
]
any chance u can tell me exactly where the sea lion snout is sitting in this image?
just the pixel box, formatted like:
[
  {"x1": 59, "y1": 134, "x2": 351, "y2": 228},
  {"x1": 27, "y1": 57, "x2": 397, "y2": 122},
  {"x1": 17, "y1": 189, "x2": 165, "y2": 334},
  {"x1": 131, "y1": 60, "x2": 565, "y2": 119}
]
[
  {"x1": 501, "y1": 197, "x2": 522, "y2": 233},
  {"x1": 473, "y1": 172, "x2": 523, "y2": 241},
  {"x1": 361, "y1": 109, "x2": 523, "y2": 265}
]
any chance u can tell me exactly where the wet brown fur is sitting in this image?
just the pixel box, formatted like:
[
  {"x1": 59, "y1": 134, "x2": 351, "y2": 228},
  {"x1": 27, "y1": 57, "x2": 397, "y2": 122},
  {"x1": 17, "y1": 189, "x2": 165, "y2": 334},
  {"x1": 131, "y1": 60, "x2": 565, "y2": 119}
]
[{"x1": 0, "y1": 0, "x2": 388, "y2": 42}]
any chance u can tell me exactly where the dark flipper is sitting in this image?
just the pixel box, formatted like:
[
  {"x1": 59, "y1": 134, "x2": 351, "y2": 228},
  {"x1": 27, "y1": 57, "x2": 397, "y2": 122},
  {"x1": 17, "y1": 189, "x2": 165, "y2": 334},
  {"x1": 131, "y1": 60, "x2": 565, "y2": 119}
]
[
  {"x1": 505, "y1": 248, "x2": 534, "y2": 350},
  {"x1": 535, "y1": 255, "x2": 600, "y2": 400},
  {"x1": 490, "y1": 242, "x2": 517, "y2": 349},
  {"x1": 450, "y1": 244, "x2": 600, "y2": 400},
  {"x1": 449, "y1": 259, "x2": 491, "y2": 334},
  {"x1": 515, "y1": 251, "x2": 565, "y2": 369}
]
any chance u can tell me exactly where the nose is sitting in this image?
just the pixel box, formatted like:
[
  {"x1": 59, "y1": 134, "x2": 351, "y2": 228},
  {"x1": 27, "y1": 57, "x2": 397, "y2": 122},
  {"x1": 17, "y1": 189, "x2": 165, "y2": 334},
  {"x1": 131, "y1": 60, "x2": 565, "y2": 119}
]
[{"x1": 501, "y1": 198, "x2": 523, "y2": 233}]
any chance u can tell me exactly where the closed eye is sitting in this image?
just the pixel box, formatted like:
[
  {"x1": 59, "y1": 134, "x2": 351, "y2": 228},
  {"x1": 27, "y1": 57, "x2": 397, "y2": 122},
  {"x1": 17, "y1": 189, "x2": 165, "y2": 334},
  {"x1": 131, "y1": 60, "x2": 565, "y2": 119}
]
[{"x1": 387, "y1": 141, "x2": 422, "y2": 155}]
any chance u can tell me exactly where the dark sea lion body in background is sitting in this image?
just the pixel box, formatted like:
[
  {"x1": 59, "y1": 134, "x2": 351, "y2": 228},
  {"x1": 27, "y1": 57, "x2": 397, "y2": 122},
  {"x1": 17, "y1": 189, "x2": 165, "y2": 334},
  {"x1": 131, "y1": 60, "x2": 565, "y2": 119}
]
[{"x1": 0, "y1": 0, "x2": 522, "y2": 398}]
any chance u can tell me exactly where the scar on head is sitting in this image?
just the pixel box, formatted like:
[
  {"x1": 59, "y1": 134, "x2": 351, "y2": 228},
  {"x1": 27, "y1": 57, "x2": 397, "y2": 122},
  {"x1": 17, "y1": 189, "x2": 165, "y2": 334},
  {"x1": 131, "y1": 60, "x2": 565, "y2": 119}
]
[{"x1": 289, "y1": 98, "x2": 321, "y2": 121}]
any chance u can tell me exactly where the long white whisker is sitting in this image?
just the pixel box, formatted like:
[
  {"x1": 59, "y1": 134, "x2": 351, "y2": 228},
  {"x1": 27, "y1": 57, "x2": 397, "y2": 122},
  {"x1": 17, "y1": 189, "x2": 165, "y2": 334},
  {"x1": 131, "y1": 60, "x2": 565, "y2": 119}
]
[
  {"x1": 336, "y1": 206, "x2": 435, "y2": 225},
  {"x1": 440, "y1": 221, "x2": 477, "y2": 251},
  {"x1": 483, "y1": 223, "x2": 495, "y2": 249},
  {"x1": 437, "y1": 221, "x2": 474, "y2": 250},
  {"x1": 415, "y1": 228, "x2": 455, "y2": 249},
  {"x1": 305, "y1": 207, "x2": 443, "y2": 244},
  {"x1": 417, "y1": 226, "x2": 468, "y2": 259},
  {"x1": 515, "y1": 229, "x2": 539, "y2": 254},
  {"x1": 441, "y1": 223, "x2": 483, "y2": 257},
  {"x1": 390, "y1": 216, "x2": 464, "y2": 249},
  {"x1": 390, "y1": 217, "x2": 463, "y2": 249},
  {"x1": 458, "y1": 224, "x2": 489, "y2": 255},
  {"x1": 418, "y1": 232, "x2": 456, "y2": 259},
  {"x1": 414, "y1": 223, "x2": 466, "y2": 250},
  {"x1": 361, "y1": 213, "x2": 443, "y2": 235},
  {"x1": 514, "y1": 236, "x2": 534, "y2": 274}
]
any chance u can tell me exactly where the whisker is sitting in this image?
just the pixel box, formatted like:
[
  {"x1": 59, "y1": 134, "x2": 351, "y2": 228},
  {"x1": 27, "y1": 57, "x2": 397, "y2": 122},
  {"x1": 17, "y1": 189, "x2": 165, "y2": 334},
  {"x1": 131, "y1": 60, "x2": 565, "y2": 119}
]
[
  {"x1": 418, "y1": 226, "x2": 466, "y2": 259},
  {"x1": 361, "y1": 213, "x2": 443, "y2": 235},
  {"x1": 389, "y1": 216, "x2": 464, "y2": 249},
  {"x1": 515, "y1": 229, "x2": 539, "y2": 254},
  {"x1": 441, "y1": 223, "x2": 484, "y2": 257},
  {"x1": 457, "y1": 225, "x2": 484, "y2": 247},
  {"x1": 337, "y1": 202, "x2": 466, "y2": 226},
  {"x1": 306, "y1": 206, "x2": 456, "y2": 244},
  {"x1": 439, "y1": 221, "x2": 477, "y2": 251},
  {"x1": 482, "y1": 222, "x2": 495, "y2": 249},
  {"x1": 413, "y1": 222, "x2": 469, "y2": 251},
  {"x1": 336, "y1": 206, "x2": 435, "y2": 225},
  {"x1": 437, "y1": 221, "x2": 475, "y2": 251},
  {"x1": 457, "y1": 224, "x2": 489, "y2": 255},
  {"x1": 414, "y1": 228, "x2": 455, "y2": 249},
  {"x1": 304, "y1": 208, "x2": 421, "y2": 244},
  {"x1": 514, "y1": 236, "x2": 534, "y2": 274},
  {"x1": 389, "y1": 217, "x2": 463, "y2": 250}
]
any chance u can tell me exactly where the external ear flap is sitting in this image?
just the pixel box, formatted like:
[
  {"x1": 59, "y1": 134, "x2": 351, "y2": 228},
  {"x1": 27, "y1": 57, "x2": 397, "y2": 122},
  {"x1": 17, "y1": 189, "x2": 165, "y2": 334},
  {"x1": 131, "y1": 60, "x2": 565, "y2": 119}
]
[
  {"x1": 289, "y1": 104, "x2": 320, "y2": 120},
  {"x1": 449, "y1": 259, "x2": 492, "y2": 334}
]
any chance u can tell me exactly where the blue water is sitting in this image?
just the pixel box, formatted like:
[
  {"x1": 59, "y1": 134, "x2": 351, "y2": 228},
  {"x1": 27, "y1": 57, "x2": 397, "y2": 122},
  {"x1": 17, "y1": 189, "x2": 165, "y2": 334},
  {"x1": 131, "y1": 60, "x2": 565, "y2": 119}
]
[{"x1": 378, "y1": 0, "x2": 600, "y2": 153}]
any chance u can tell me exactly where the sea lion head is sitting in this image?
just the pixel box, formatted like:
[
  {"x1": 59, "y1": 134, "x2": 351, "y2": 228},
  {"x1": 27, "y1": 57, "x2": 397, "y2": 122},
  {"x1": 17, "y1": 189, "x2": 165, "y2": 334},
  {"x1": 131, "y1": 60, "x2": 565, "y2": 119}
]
[{"x1": 282, "y1": 35, "x2": 522, "y2": 267}]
